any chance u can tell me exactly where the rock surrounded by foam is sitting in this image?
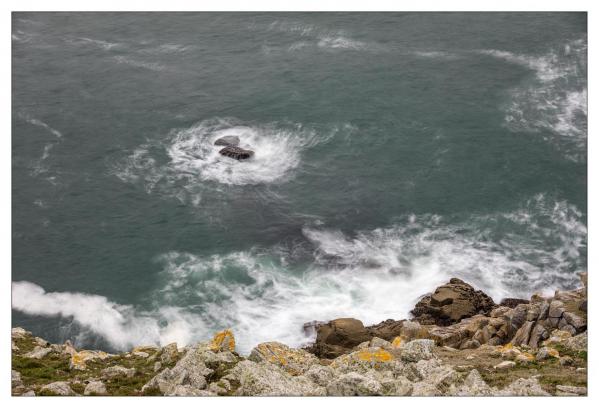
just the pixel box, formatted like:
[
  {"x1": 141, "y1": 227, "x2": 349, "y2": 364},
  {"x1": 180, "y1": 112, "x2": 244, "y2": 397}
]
[
  {"x1": 219, "y1": 146, "x2": 255, "y2": 160},
  {"x1": 214, "y1": 136, "x2": 240, "y2": 147}
]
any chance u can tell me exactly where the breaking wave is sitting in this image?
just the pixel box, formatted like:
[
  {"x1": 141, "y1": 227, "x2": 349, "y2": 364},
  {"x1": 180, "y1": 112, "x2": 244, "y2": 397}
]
[
  {"x1": 480, "y1": 39, "x2": 587, "y2": 162},
  {"x1": 11, "y1": 281, "x2": 208, "y2": 351},
  {"x1": 12, "y1": 194, "x2": 585, "y2": 354}
]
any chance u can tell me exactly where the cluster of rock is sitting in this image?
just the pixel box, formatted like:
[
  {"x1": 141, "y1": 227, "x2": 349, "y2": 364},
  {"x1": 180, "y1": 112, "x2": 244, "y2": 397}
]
[
  {"x1": 310, "y1": 276, "x2": 587, "y2": 356},
  {"x1": 214, "y1": 135, "x2": 254, "y2": 160},
  {"x1": 11, "y1": 275, "x2": 587, "y2": 397}
]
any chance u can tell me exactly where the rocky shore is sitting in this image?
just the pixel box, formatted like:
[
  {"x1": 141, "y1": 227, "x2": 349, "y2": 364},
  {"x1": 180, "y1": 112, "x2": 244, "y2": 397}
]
[{"x1": 12, "y1": 275, "x2": 587, "y2": 396}]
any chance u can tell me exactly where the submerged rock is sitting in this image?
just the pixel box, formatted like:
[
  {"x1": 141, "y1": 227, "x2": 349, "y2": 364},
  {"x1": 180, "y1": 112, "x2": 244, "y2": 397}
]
[
  {"x1": 219, "y1": 146, "x2": 254, "y2": 160},
  {"x1": 214, "y1": 135, "x2": 240, "y2": 147}
]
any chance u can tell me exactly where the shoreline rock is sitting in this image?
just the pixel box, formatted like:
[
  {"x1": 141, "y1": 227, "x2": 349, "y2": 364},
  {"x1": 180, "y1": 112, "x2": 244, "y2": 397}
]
[{"x1": 11, "y1": 275, "x2": 587, "y2": 396}]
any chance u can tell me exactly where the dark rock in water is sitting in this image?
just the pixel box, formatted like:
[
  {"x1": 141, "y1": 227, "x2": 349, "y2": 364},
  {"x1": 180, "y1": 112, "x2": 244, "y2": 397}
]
[
  {"x1": 411, "y1": 278, "x2": 495, "y2": 326},
  {"x1": 499, "y1": 298, "x2": 529, "y2": 308},
  {"x1": 214, "y1": 135, "x2": 240, "y2": 147},
  {"x1": 219, "y1": 146, "x2": 254, "y2": 160}
]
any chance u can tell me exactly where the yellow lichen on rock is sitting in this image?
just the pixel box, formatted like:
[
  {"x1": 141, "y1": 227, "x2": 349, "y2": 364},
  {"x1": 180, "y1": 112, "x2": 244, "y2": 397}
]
[
  {"x1": 356, "y1": 348, "x2": 393, "y2": 363},
  {"x1": 210, "y1": 329, "x2": 235, "y2": 353},
  {"x1": 249, "y1": 342, "x2": 318, "y2": 375},
  {"x1": 515, "y1": 352, "x2": 535, "y2": 363},
  {"x1": 69, "y1": 349, "x2": 111, "y2": 370},
  {"x1": 391, "y1": 337, "x2": 402, "y2": 348}
]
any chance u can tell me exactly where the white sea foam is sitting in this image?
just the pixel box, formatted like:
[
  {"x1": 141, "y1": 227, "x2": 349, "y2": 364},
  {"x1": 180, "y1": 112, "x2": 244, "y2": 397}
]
[
  {"x1": 114, "y1": 56, "x2": 165, "y2": 72},
  {"x1": 260, "y1": 19, "x2": 381, "y2": 53},
  {"x1": 149, "y1": 43, "x2": 192, "y2": 53},
  {"x1": 413, "y1": 51, "x2": 458, "y2": 59},
  {"x1": 12, "y1": 30, "x2": 33, "y2": 43},
  {"x1": 480, "y1": 40, "x2": 587, "y2": 161},
  {"x1": 114, "y1": 118, "x2": 335, "y2": 205},
  {"x1": 20, "y1": 115, "x2": 63, "y2": 138},
  {"x1": 69, "y1": 37, "x2": 121, "y2": 51},
  {"x1": 479, "y1": 49, "x2": 564, "y2": 82},
  {"x1": 317, "y1": 36, "x2": 370, "y2": 50},
  {"x1": 12, "y1": 281, "x2": 209, "y2": 351},
  {"x1": 14, "y1": 195, "x2": 585, "y2": 353},
  {"x1": 167, "y1": 120, "x2": 322, "y2": 185}
]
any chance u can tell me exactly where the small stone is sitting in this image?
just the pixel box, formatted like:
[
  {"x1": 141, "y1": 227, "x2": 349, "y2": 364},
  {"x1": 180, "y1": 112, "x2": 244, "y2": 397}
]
[
  {"x1": 68, "y1": 349, "x2": 112, "y2": 370},
  {"x1": 40, "y1": 381, "x2": 76, "y2": 396},
  {"x1": 563, "y1": 312, "x2": 586, "y2": 331},
  {"x1": 460, "y1": 339, "x2": 480, "y2": 350},
  {"x1": 84, "y1": 381, "x2": 108, "y2": 396},
  {"x1": 564, "y1": 331, "x2": 587, "y2": 351},
  {"x1": 11, "y1": 327, "x2": 31, "y2": 339},
  {"x1": 556, "y1": 385, "x2": 587, "y2": 396},
  {"x1": 24, "y1": 346, "x2": 52, "y2": 359},
  {"x1": 154, "y1": 362, "x2": 162, "y2": 372},
  {"x1": 22, "y1": 390, "x2": 36, "y2": 396},
  {"x1": 33, "y1": 337, "x2": 49, "y2": 347},
  {"x1": 400, "y1": 339, "x2": 435, "y2": 362},
  {"x1": 515, "y1": 353, "x2": 534, "y2": 364},
  {"x1": 449, "y1": 369, "x2": 493, "y2": 396},
  {"x1": 500, "y1": 378, "x2": 549, "y2": 396},
  {"x1": 559, "y1": 356, "x2": 574, "y2": 366},
  {"x1": 455, "y1": 365, "x2": 475, "y2": 372},
  {"x1": 101, "y1": 365, "x2": 136, "y2": 379},
  {"x1": 369, "y1": 337, "x2": 391, "y2": 349},
  {"x1": 132, "y1": 351, "x2": 149, "y2": 358},
  {"x1": 12, "y1": 370, "x2": 23, "y2": 388},
  {"x1": 490, "y1": 306, "x2": 512, "y2": 318},
  {"x1": 548, "y1": 300, "x2": 565, "y2": 318},
  {"x1": 160, "y1": 342, "x2": 179, "y2": 365},
  {"x1": 494, "y1": 361, "x2": 516, "y2": 371},
  {"x1": 536, "y1": 346, "x2": 559, "y2": 360},
  {"x1": 576, "y1": 367, "x2": 586, "y2": 374},
  {"x1": 465, "y1": 355, "x2": 475, "y2": 360}
]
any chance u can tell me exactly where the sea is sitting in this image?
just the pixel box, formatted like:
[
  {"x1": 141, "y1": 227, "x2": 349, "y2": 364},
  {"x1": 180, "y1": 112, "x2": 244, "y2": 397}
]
[{"x1": 12, "y1": 12, "x2": 587, "y2": 354}]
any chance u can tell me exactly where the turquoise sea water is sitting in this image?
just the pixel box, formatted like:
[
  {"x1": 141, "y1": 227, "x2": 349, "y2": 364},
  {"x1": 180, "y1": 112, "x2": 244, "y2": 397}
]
[{"x1": 12, "y1": 12, "x2": 587, "y2": 353}]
